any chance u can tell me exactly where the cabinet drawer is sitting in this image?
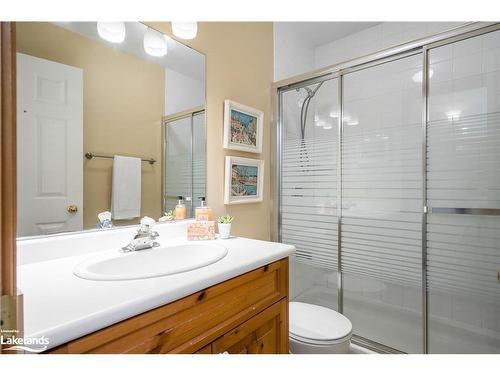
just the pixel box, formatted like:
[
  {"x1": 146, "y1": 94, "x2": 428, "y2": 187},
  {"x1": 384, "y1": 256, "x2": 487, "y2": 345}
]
[
  {"x1": 212, "y1": 299, "x2": 288, "y2": 354},
  {"x1": 48, "y1": 258, "x2": 288, "y2": 354}
]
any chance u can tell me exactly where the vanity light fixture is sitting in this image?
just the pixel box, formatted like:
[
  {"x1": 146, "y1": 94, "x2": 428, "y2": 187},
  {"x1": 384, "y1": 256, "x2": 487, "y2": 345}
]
[
  {"x1": 143, "y1": 27, "x2": 168, "y2": 57},
  {"x1": 172, "y1": 22, "x2": 198, "y2": 40},
  {"x1": 97, "y1": 22, "x2": 126, "y2": 43}
]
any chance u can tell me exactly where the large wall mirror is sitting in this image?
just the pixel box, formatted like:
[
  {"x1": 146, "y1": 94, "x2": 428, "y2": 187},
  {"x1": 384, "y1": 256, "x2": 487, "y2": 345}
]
[{"x1": 16, "y1": 22, "x2": 206, "y2": 237}]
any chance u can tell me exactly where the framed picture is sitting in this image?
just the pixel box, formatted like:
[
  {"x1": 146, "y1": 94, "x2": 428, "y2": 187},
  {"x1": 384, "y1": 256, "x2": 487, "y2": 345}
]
[
  {"x1": 223, "y1": 99, "x2": 263, "y2": 153},
  {"x1": 224, "y1": 156, "x2": 264, "y2": 205}
]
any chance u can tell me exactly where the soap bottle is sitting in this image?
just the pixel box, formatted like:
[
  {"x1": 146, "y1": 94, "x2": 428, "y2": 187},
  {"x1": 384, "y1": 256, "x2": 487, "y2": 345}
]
[
  {"x1": 195, "y1": 197, "x2": 213, "y2": 221},
  {"x1": 175, "y1": 196, "x2": 187, "y2": 220}
]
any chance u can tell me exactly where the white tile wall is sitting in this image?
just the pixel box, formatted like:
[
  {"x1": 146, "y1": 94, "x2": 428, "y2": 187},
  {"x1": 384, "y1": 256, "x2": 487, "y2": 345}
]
[
  {"x1": 273, "y1": 23, "x2": 316, "y2": 81},
  {"x1": 274, "y1": 22, "x2": 468, "y2": 82},
  {"x1": 314, "y1": 22, "x2": 466, "y2": 73}
]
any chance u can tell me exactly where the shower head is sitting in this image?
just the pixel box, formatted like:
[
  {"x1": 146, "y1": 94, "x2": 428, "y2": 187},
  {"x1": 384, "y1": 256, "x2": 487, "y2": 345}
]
[{"x1": 298, "y1": 82, "x2": 324, "y2": 140}]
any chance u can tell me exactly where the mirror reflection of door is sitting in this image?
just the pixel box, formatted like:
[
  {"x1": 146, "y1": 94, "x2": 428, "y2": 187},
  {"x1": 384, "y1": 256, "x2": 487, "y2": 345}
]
[{"x1": 17, "y1": 53, "x2": 83, "y2": 236}]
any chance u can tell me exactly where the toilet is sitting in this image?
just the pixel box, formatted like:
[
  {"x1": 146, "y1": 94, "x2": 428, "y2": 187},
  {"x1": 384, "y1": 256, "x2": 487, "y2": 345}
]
[{"x1": 289, "y1": 301, "x2": 353, "y2": 354}]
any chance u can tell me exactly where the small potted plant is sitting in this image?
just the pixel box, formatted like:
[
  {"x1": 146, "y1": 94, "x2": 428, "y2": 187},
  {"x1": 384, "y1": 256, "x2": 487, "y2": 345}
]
[
  {"x1": 158, "y1": 209, "x2": 175, "y2": 222},
  {"x1": 217, "y1": 214, "x2": 234, "y2": 239}
]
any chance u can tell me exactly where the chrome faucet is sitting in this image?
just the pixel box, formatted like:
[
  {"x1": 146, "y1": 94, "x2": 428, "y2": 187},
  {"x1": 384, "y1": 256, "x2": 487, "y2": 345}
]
[{"x1": 122, "y1": 217, "x2": 160, "y2": 252}]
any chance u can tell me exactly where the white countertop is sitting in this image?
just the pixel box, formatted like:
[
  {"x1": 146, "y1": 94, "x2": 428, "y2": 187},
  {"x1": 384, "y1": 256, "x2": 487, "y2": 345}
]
[{"x1": 17, "y1": 222, "x2": 294, "y2": 350}]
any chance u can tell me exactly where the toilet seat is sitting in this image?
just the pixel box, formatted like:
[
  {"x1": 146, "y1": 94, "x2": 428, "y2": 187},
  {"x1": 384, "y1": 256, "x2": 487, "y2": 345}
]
[
  {"x1": 290, "y1": 331, "x2": 351, "y2": 346},
  {"x1": 289, "y1": 302, "x2": 353, "y2": 346}
]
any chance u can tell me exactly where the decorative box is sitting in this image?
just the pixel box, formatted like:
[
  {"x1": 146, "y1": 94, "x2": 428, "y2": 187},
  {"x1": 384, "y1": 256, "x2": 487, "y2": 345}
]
[{"x1": 187, "y1": 221, "x2": 216, "y2": 241}]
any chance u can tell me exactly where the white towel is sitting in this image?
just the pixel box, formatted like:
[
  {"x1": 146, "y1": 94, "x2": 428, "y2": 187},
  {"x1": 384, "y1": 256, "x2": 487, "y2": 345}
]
[{"x1": 111, "y1": 155, "x2": 141, "y2": 220}]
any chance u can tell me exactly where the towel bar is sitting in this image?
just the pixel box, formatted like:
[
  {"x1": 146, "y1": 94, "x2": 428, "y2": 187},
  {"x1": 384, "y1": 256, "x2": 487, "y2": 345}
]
[{"x1": 85, "y1": 152, "x2": 156, "y2": 165}]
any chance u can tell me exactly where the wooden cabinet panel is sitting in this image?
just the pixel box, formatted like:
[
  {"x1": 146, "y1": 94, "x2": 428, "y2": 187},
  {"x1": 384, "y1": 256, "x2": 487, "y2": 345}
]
[
  {"x1": 195, "y1": 344, "x2": 212, "y2": 354},
  {"x1": 212, "y1": 299, "x2": 288, "y2": 354},
  {"x1": 47, "y1": 258, "x2": 289, "y2": 354}
]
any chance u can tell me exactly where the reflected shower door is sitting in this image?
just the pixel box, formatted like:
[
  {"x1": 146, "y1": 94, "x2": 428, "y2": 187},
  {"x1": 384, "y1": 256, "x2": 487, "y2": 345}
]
[
  {"x1": 164, "y1": 110, "x2": 206, "y2": 217},
  {"x1": 280, "y1": 78, "x2": 340, "y2": 310},
  {"x1": 165, "y1": 116, "x2": 192, "y2": 213},
  {"x1": 427, "y1": 30, "x2": 500, "y2": 353},
  {"x1": 341, "y1": 54, "x2": 424, "y2": 353}
]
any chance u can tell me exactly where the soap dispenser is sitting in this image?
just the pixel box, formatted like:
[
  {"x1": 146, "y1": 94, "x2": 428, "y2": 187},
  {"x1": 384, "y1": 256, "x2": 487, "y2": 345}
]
[
  {"x1": 195, "y1": 197, "x2": 213, "y2": 221},
  {"x1": 175, "y1": 196, "x2": 187, "y2": 220}
]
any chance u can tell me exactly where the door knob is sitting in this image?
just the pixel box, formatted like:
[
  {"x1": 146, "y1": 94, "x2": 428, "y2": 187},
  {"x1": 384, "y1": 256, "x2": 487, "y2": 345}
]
[{"x1": 67, "y1": 204, "x2": 78, "y2": 213}]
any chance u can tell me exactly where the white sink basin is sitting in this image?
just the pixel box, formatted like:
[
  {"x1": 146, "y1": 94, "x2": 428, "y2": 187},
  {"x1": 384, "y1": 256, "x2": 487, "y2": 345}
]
[{"x1": 73, "y1": 243, "x2": 228, "y2": 281}]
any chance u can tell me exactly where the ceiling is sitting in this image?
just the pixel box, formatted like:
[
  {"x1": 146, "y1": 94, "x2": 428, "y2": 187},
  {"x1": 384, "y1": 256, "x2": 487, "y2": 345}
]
[
  {"x1": 52, "y1": 22, "x2": 205, "y2": 81},
  {"x1": 277, "y1": 22, "x2": 381, "y2": 47}
]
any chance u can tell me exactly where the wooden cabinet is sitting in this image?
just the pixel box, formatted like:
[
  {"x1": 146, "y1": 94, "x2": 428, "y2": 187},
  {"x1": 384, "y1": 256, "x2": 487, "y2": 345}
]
[
  {"x1": 212, "y1": 299, "x2": 287, "y2": 354},
  {"x1": 47, "y1": 258, "x2": 289, "y2": 354}
]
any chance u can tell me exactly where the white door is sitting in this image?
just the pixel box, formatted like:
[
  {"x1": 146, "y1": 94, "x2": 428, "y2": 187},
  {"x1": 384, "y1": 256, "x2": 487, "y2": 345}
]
[{"x1": 17, "y1": 53, "x2": 83, "y2": 236}]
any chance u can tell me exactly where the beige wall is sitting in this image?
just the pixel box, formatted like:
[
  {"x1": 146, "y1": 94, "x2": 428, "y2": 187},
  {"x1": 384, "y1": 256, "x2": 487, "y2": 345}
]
[
  {"x1": 149, "y1": 22, "x2": 274, "y2": 241},
  {"x1": 16, "y1": 22, "x2": 164, "y2": 229}
]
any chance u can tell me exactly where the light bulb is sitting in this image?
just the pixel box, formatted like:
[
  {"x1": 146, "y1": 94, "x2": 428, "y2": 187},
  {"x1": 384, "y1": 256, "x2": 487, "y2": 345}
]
[
  {"x1": 97, "y1": 22, "x2": 125, "y2": 43},
  {"x1": 172, "y1": 22, "x2": 198, "y2": 39},
  {"x1": 143, "y1": 28, "x2": 168, "y2": 57}
]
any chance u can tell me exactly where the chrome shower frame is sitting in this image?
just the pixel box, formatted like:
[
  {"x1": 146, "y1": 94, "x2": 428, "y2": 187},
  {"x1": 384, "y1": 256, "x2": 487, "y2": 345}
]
[{"x1": 271, "y1": 21, "x2": 500, "y2": 354}]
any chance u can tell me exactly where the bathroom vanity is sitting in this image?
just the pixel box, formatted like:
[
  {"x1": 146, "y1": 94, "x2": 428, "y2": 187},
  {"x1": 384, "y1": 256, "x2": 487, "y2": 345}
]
[
  {"x1": 48, "y1": 259, "x2": 288, "y2": 354},
  {"x1": 16, "y1": 220, "x2": 294, "y2": 354},
  {"x1": 11, "y1": 21, "x2": 296, "y2": 355}
]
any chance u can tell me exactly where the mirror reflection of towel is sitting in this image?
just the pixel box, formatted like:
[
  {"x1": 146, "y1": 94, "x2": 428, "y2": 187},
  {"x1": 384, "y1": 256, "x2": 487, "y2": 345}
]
[{"x1": 111, "y1": 155, "x2": 141, "y2": 220}]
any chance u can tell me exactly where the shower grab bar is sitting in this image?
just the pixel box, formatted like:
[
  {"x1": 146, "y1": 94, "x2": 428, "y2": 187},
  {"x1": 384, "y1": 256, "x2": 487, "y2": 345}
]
[{"x1": 429, "y1": 207, "x2": 500, "y2": 216}]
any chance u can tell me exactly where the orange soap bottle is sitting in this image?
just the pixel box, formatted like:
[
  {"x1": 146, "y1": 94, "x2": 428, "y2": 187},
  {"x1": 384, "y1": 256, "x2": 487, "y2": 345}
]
[
  {"x1": 195, "y1": 197, "x2": 213, "y2": 221},
  {"x1": 175, "y1": 196, "x2": 187, "y2": 220}
]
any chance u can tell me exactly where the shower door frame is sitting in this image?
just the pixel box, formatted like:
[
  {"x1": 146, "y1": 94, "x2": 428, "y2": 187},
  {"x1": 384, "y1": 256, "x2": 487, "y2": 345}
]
[{"x1": 271, "y1": 21, "x2": 500, "y2": 354}]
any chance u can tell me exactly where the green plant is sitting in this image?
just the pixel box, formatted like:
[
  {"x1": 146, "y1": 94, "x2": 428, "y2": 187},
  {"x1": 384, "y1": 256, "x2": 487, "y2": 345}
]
[
  {"x1": 217, "y1": 214, "x2": 234, "y2": 224},
  {"x1": 164, "y1": 209, "x2": 175, "y2": 217}
]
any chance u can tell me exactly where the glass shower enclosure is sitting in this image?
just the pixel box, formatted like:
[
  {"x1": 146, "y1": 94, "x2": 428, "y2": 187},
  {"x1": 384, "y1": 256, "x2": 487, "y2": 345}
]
[{"x1": 275, "y1": 24, "x2": 500, "y2": 353}]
